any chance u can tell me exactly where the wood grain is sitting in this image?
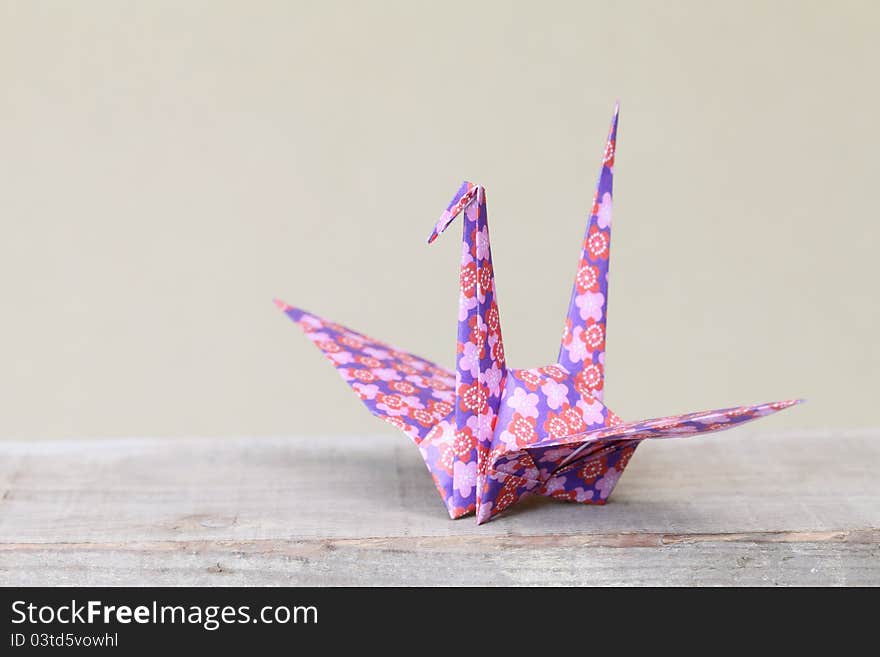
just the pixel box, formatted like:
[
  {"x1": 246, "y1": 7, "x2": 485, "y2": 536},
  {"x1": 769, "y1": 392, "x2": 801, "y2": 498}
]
[{"x1": 1, "y1": 430, "x2": 877, "y2": 585}]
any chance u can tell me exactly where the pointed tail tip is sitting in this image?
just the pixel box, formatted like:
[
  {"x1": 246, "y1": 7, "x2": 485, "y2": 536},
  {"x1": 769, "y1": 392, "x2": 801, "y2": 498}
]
[{"x1": 272, "y1": 297, "x2": 290, "y2": 311}]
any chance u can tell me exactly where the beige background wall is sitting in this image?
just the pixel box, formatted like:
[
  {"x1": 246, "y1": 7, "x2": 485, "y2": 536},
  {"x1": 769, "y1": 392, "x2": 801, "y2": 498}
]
[{"x1": 1, "y1": 1, "x2": 877, "y2": 440}]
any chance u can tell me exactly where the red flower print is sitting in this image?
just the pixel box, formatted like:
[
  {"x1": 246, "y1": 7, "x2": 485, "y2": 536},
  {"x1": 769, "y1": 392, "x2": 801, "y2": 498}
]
[
  {"x1": 338, "y1": 335, "x2": 365, "y2": 350},
  {"x1": 427, "y1": 376, "x2": 453, "y2": 391},
  {"x1": 518, "y1": 369, "x2": 542, "y2": 391},
  {"x1": 508, "y1": 413, "x2": 538, "y2": 447},
  {"x1": 607, "y1": 410, "x2": 622, "y2": 426},
  {"x1": 429, "y1": 399, "x2": 453, "y2": 418},
  {"x1": 458, "y1": 381, "x2": 488, "y2": 414},
  {"x1": 478, "y1": 446, "x2": 494, "y2": 475},
  {"x1": 389, "y1": 380, "x2": 417, "y2": 395},
  {"x1": 561, "y1": 406, "x2": 587, "y2": 434},
  {"x1": 575, "y1": 264, "x2": 600, "y2": 293},
  {"x1": 578, "y1": 456, "x2": 608, "y2": 483},
  {"x1": 376, "y1": 393, "x2": 405, "y2": 412},
  {"x1": 477, "y1": 263, "x2": 493, "y2": 294},
  {"x1": 486, "y1": 303, "x2": 500, "y2": 332},
  {"x1": 583, "y1": 320, "x2": 605, "y2": 352},
  {"x1": 411, "y1": 408, "x2": 436, "y2": 428},
  {"x1": 356, "y1": 355, "x2": 382, "y2": 368},
  {"x1": 495, "y1": 483, "x2": 520, "y2": 512},
  {"x1": 453, "y1": 429, "x2": 477, "y2": 457},
  {"x1": 543, "y1": 411, "x2": 571, "y2": 440},
  {"x1": 604, "y1": 138, "x2": 615, "y2": 168},
  {"x1": 439, "y1": 446, "x2": 456, "y2": 475},
  {"x1": 460, "y1": 261, "x2": 478, "y2": 297},
  {"x1": 315, "y1": 339, "x2": 342, "y2": 353},
  {"x1": 539, "y1": 365, "x2": 568, "y2": 382},
  {"x1": 350, "y1": 368, "x2": 377, "y2": 383},
  {"x1": 491, "y1": 338, "x2": 504, "y2": 363},
  {"x1": 574, "y1": 363, "x2": 603, "y2": 396},
  {"x1": 550, "y1": 489, "x2": 578, "y2": 502},
  {"x1": 615, "y1": 446, "x2": 634, "y2": 471},
  {"x1": 392, "y1": 361, "x2": 417, "y2": 375},
  {"x1": 587, "y1": 226, "x2": 609, "y2": 260}
]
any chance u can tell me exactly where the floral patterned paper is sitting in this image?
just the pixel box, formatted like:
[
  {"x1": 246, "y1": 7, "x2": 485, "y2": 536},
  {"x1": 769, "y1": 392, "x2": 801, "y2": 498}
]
[{"x1": 276, "y1": 104, "x2": 801, "y2": 524}]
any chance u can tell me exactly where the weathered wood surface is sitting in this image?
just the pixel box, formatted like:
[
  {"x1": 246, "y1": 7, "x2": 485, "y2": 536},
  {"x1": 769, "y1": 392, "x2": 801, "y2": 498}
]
[{"x1": 1, "y1": 430, "x2": 877, "y2": 586}]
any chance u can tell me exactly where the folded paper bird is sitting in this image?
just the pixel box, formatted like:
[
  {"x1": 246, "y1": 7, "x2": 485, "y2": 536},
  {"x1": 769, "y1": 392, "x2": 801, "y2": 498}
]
[{"x1": 275, "y1": 105, "x2": 800, "y2": 524}]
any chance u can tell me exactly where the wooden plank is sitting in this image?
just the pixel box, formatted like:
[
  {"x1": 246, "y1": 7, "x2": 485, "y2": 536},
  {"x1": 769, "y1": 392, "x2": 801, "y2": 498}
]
[{"x1": 0, "y1": 430, "x2": 878, "y2": 585}]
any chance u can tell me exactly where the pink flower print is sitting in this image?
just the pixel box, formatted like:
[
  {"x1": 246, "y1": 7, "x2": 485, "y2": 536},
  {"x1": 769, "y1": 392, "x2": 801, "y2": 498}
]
[
  {"x1": 577, "y1": 397, "x2": 605, "y2": 427},
  {"x1": 465, "y1": 197, "x2": 480, "y2": 222},
  {"x1": 595, "y1": 469, "x2": 621, "y2": 499},
  {"x1": 373, "y1": 368, "x2": 402, "y2": 382},
  {"x1": 460, "y1": 240, "x2": 474, "y2": 267},
  {"x1": 573, "y1": 487, "x2": 595, "y2": 503},
  {"x1": 466, "y1": 407, "x2": 496, "y2": 442},
  {"x1": 459, "y1": 341, "x2": 481, "y2": 379},
  {"x1": 352, "y1": 382, "x2": 379, "y2": 400},
  {"x1": 575, "y1": 291, "x2": 605, "y2": 322},
  {"x1": 362, "y1": 346, "x2": 390, "y2": 360},
  {"x1": 564, "y1": 326, "x2": 589, "y2": 363},
  {"x1": 453, "y1": 460, "x2": 477, "y2": 497},
  {"x1": 506, "y1": 387, "x2": 540, "y2": 419},
  {"x1": 458, "y1": 291, "x2": 478, "y2": 322},
  {"x1": 543, "y1": 475, "x2": 567, "y2": 495},
  {"x1": 541, "y1": 446, "x2": 574, "y2": 463},
  {"x1": 399, "y1": 395, "x2": 425, "y2": 410},
  {"x1": 431, "y1": 388, "x2": 455, "y2": 403},
  {"x1": 483, "y1": 362, "x2": 504, "y2": 397},
  {"x1": 596, "y1": 191, "x2": 612, "y2": 229},
  {"x1": 308, "y1": 331, "x2": 333, "y2": 344},
  {"x1": 475, "y1": 225, "x2": 491, "y2": 261},
  {"x1": 541, "y1": 380, "x2": 570, "y2": 410},
  {"x1": 300, "y1": 315, "x2": 323, "y2": 331},
  {"x1": 488, "y1": 333, "x2": 504, "y2": 367},
  {"x1": 476, "y1": 500, "x2": 493, "y2": 524},
  {"x1": 328, "y1": 351, "x2": 354, "y2": 365}
]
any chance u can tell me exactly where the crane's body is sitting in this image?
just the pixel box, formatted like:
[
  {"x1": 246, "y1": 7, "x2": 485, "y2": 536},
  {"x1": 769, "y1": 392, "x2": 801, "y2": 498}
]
[{"x1": 275, "y1": 106, "x2": 799, "y2": 524}]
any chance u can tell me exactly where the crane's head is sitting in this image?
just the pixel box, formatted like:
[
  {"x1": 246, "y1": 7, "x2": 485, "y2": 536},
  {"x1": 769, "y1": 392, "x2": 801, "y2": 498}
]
[{"x1": 427, "y1": 181, "x2": 483, "y2": 244}]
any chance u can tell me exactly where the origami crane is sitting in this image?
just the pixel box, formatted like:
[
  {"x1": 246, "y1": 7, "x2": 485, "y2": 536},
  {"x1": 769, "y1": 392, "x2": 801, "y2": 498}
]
[{"x1": 275, "y1": 105, "x2": 800, "y2": 524}]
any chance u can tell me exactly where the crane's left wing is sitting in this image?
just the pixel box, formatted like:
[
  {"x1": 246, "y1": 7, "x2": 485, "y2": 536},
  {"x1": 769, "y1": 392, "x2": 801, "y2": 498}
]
[{"x1": 274, "y1": 300, "x2": 456, "y2": 442}]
